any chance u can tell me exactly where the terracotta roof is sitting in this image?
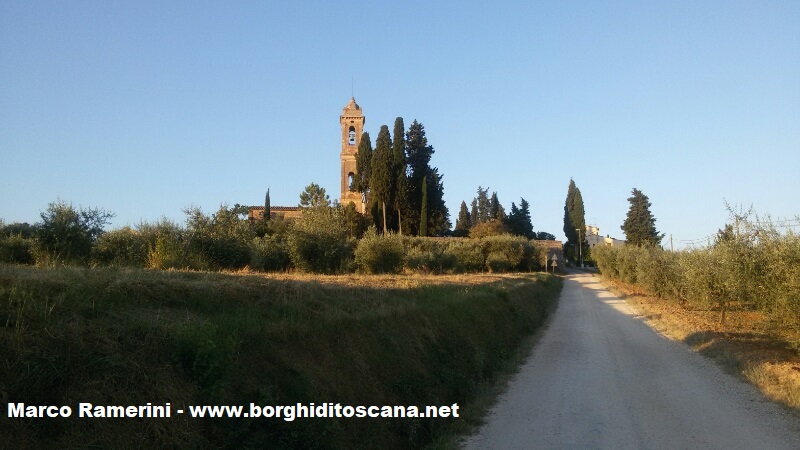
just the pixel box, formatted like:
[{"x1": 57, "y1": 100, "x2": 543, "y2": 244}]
[
  {"x1": 250, "y1": 206, "x2": 300, "y2": 211},
  {"x1": 341, "y1": 97, "x2": 362, "y2": 115}
]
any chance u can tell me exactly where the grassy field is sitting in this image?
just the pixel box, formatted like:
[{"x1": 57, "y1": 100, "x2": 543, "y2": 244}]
[
  {"x1": 0, "y1": 265, "x2": 562, "y2": 449},
  {"x1": 599, "y1": 275, "x2": 800, "y2": 412}
]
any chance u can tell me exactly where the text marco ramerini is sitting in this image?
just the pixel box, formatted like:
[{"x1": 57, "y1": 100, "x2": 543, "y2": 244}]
[{"x1": 8, "y1": 402, "x2": 461, "y2": 420}]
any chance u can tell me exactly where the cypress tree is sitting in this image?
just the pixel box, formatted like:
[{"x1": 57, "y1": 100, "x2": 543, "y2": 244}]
[
  {"x1": 263, "y1": 188, "x2": 271, "y2": 222},
  {"x1": 489, "y1": 191, "x2": 506, "y2": 221},
  {"x1": 518, "y1": 198, "x2": 533, "y2": 239},
  {"x1": 621, "y1": 188, "x2": 663, "y2": 246},
  {"x1": 475, "y1": 186, "x2": 490, "y2": 223},
  {"x1": 563, "y1": 179, "x2": 586, "y2": 262},
  {"x1": 506, "y1": 202, "x2": 520, "y2": 234},
  {"x1": 354, "y1": 132, "x2": 373, "y2": 196},
  {"x1": 370, "y1": 125, "x2": 392, "y2": 233},
  {"x1": 454, "y1": 200, "x2": 471, "y2": 234},
  {"x1": 470, "y1": 199, "x2": 479, "y2": 228},
  {"x1": 391, "y1": 117, "x2": 409, "y2": 234}
]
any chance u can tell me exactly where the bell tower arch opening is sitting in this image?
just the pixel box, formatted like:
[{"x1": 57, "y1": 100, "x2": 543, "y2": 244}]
[{"x1": 340, "y1": 97, "x2": 365, "y2": 212}]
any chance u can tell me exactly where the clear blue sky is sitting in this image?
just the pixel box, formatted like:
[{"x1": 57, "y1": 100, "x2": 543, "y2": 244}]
[{"x1": 2, "y1": 1, "x2": 798, "y2": 247}]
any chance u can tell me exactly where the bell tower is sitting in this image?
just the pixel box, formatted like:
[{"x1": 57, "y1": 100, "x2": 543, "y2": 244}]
[{"x1": 340, "y1": 97, "x2": 365, "y2": 212}]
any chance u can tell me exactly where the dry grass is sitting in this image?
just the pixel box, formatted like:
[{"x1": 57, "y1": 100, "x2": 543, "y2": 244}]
[
  {"x1": 598, "y1": 275, "x2": 800, "y2": 411},
  {"x1": 1, "y1": 264, "x2": 562, "y2": 449}
]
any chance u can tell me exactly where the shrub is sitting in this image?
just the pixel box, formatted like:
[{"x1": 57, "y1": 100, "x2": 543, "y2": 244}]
[
  {"x1": 91, "y1": 227, "x2": 148, "y2": 267},
  {"x1": 287, "y1": 208, "x2": 353, "y2": 273},
  {"x1": 248, "y1": 235, "x2": 290, "y2": 272},
  {"x1": 482, "y1": 234, "x2": 529, "y2": 272},
  {"x1": 445, "y1": 239, "x2": 485, "y2": 273},
  {"x1": 0, "y1": 234, "x2": 34, "y2": 265},
  {"x1": 469, "y1": 220, "x2": 509, "y2": 239},
  {"x1": 486, "y1": 251, "x2": 513, "y2": 272},
  {"x1": 34, "y1": 200, "x2": 114, "y2": 265},
  {"x1": 354, "y1": 228, "x2": 405, "y2": 274},
  {"x1": 403, "y1": 238, "x2": 456, "y2": 274},
  {"x1": 189, "y1": 236, "x2": 249, "y2": 270}
]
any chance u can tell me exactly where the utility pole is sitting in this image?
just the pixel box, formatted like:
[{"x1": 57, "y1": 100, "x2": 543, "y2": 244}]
[{"x1": 670, "y1": 234, "x2": 673, "y2": 252}]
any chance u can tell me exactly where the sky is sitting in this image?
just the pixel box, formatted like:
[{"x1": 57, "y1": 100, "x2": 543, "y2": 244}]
[{"x1": 2, "y1": 1, "x2": 798, "y2": 247}]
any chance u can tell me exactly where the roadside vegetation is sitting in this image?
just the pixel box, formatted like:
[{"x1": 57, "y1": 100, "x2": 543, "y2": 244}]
[
  {"x1": 0, "y1": 200, "x2": 554, "y2": 275},
  {"x1": 0, "y1": 266, "x2": 562, "y2": 448},
  {"x1": 593, "y1": 211, "x2": 800, "y2": 410}
]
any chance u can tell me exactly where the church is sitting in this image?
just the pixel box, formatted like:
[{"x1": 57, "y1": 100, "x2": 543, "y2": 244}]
[{"x1": 249, "y1": 97, "x2": 367, "y2": 221}]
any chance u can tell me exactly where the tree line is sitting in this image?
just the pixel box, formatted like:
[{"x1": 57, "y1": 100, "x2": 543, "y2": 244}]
[
  {"x1": 353, "y1": 118, "x2": 449, "y2": 236},
  {"x1": 452, "y1": 187, "x2": 555, "y2": 241},
  {"x1": 562, "y1": 178, "x2": 663, "y2": 265}
]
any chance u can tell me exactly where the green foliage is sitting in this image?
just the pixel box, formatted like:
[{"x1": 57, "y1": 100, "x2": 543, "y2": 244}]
[
  {"x1": 454, "y1": 200, "x2": 471, "y2": 236},
  {"x1": 1, "y1": 222, "x2": 37, "y2": 239},
  {"x1": 595, "y1": 213, "x2": 800, "y2": 336},
  {"x1": 404, "y1": 238, "x2": 456, "y2": 274},
  {"x1": 473, "y1": 186, "x2": 491, "y2": 224},
  {"x1": 354, "y1": 227, "x2": 405, "y2": 274},
  {"x1": 91, "y1": 227, "x2": 148, "y2": 267},
  {"x1": 506, "y1": 198, "x2": 534, "y2": 239},
  {"x1": 621, "y1": 188, "x2": 663, "y2": 246},
  {"x1": 0, "y1": 234, "x2": 35, "y2": 265},
  {"x1": 469, "y1": 220, "x2": 509, "y2": 239},
  {"x1": 444, "y1": 240, "x2": 485, "y2": 273},
  {"x1": 420, "y1": 175, "x2": 428, "y2": 236},
  {"x1": 248, "y1": 235, "x2": 290, "y2": 272},
  {"x1": 489, "y1": 191, "x2": 506, "y2": 221},
  {"x1": 184, "y1": 205, "x2": 252, "y2": 270},
  {"x1": 405, "y1": 121, "x2": 449, "y2": 236},
  {"x1": 391, "y1": 117, "x2": 411, "y2": 233},
  {"x1": 175, "y1": 322, "x2": 236, "y2": 397},
  {"x1": 146, "y1": 226, "x2": 201, "y2": 270},
  {"x1": 263, "y1": 189, "x2": 271, "y2": 222},
  {"x1": 354, "y1": 132, "x2": 373, "y2": 194},
  {"x1": 287, "y1": 207, "x2": 354, "y2": 273},
  {"x1": 342, "y1": 201, "x2": 370, "y2": 239},
  {"x1": 0, "y1": 265, "x2": 562, "y2": 448},
  {"x1": 482, "y1": 235, "x2": 526, "y2": 272},
  {"x1": 299, "y1": 182, "x2": 331, "y2": 209},
  {"x1": 35, "y1": 200, "x2": 114, "y2": 265},
  {"x1": 370, "y1": 125, "x2": 393, "y2": 232},
  {"x1": 563, "y1": 179, "x2": 586, "y2": 262}
]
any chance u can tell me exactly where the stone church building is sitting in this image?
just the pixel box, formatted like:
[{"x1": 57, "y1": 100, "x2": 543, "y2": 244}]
[{"x1": 249, "y1": 97, "x2": 366, "y2": 221}]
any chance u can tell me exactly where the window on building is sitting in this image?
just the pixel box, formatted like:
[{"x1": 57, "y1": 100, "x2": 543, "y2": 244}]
[
  {"x1": 348, "y1": 127, "x2": 356, "y2": 145},
  {"x1": 348, "y1": 172, "x2": 355, "y2": 191}
]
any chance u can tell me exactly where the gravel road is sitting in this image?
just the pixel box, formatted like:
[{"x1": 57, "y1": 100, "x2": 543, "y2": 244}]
[{"x1": 462, "y1": 271, "x2": 800, "y2": 449}]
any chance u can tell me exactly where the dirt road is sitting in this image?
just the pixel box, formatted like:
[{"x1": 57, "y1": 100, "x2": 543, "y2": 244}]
[{"x1": 463, "y1": 272, "x2": 800, "y2": 449}]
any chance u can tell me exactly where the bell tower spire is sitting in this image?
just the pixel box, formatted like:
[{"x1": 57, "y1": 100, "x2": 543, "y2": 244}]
[{"x1": 340, "y1": 97, "x2": 365, "y2": 212}]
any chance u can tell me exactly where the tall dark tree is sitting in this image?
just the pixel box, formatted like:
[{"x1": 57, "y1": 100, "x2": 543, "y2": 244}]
[
  {"x1": 263, "y1": 188, "x2": 271, "y2": 222},
  {"x1": 506, "y1": 198, "x2": 533, "y2": 239},
  {"x1": 424, "y1": 168, "x2": 450, "y2": 235},
  {"x1": 474, "y1": 186, "x2": 491, "y2": 223},
  {"x1": 563, "y1": 179, "x2": 586, "y2": 263},
  {"x1": 470, "y1": 199, "x2": 479, "y2": 228},
  {"x1": 419, "y1": 176, "x2": 428, "y2": 237},
  {"x1": 405, "y1": 120, "x2": 448, "y2": 235},
  {"x1": 370, "y1": 125, "x2": 393, "y2": 233},
  {"x1": 406, "y1": 120, "x2": 434, "y2": 182},
  {"x1": 489, "y1": 191, "x2": 506, "y2": 221},
  {"x1": 621, "y1": 188, "x2": 663, "y2": 246},
  {"x1": 391, "y1": 117, "x2": 410, "y2": 234},
  {"x1": 454, "y1": 201, "x2": 471, "y2": 236},
  {"x1": 354, "y1": 132, "x2": 373, "y2": 197}
]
